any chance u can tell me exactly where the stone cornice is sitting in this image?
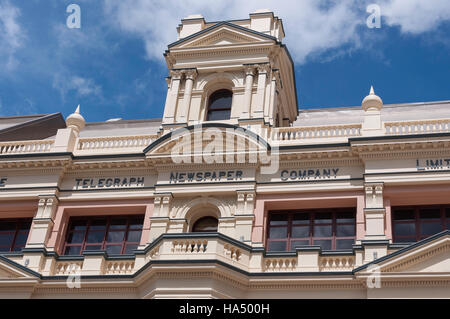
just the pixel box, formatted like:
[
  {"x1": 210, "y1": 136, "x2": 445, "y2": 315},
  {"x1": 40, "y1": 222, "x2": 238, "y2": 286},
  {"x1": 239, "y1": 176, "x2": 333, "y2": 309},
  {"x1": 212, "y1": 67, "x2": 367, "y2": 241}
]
[{"x1": 169, "y1": 44, "x2": 275, "y2": 60}]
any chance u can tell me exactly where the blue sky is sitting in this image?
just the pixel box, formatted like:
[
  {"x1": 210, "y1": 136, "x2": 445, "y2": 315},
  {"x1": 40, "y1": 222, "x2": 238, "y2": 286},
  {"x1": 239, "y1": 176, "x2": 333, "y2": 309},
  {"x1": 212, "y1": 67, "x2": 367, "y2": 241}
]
[{"x1": 0, "y1": 0, "x2": 449, "y2": 122}]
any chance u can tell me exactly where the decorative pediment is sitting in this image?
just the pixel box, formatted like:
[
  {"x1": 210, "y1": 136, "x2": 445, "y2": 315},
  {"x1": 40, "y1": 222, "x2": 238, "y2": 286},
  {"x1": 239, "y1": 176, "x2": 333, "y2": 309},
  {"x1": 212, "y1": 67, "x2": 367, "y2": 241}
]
[
  {"x1": 382, "y1": 238, "x2": 450, "y2": 273},
  {"x1": 144, "y1": 124, "x2": 271, "y2": 165},
  {"x1": 170, "y1": 22, "x2": 276, "y2": 50},
  {"x1": 357, "y1": 231, "x2": 450, "y2": 274},
  {"x1": 0, "y1": 256, "x2": 37, "y2": 279}
]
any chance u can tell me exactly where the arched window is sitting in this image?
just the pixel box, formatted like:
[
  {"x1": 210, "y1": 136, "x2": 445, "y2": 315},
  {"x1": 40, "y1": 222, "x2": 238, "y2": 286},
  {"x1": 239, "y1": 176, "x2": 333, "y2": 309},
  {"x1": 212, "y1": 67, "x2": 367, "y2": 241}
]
[
  {"x1": 192, "y1": 217, "x2": 218, "y2": 232},
  {"x1": 206, "y1": 89, "x2": 232, "y2": 121}
]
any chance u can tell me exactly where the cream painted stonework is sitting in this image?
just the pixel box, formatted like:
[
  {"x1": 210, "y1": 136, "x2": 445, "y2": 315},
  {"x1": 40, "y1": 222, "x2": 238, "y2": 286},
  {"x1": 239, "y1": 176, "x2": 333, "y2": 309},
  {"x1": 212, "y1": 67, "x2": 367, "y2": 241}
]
[{"x1": 0, "y1": 10, "x2": 449, "y2": 298}]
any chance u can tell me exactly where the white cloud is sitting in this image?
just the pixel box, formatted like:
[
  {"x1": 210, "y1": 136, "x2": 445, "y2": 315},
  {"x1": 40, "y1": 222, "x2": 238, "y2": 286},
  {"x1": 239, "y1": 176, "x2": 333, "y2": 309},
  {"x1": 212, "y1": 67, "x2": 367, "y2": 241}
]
[
  {"x1": 0, "y1": 0, "x2": 25, "y2": 69},
  {"x1": 70, "y1": 76, "x2": 102, "y2": 97},
  {"x1": 103, "y1": 0, "x2": 364, "y2": 63},
  {"x1": 381, "y1": 0, "x2": 450, "y2": 34},
  {"x1": 53, "y1": 75, "x2": 102, "y2": 100},
  {"x1": 102, "y1": 0, "x2": 450, "y2": 64}
]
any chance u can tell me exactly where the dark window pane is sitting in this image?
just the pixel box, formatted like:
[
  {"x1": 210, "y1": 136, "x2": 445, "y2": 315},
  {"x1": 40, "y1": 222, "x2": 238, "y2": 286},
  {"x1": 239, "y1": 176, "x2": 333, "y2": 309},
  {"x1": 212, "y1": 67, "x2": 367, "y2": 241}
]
[
  {"x1": 192, "y1": 217, "x2": 218, "y2": 232},
  {"x1": 64, "y1": 216, "x2": 147, "y2": 256},
  {"x1": 268, "y1": 241, "x2": 287, "y2": 251},
  {"x1": 64, "y1": 246, "x2": 82, "y2": 256},
  {"x1": 292, "y1": 213, "x2": 310, "y2": 225},
  {"x1": 290, "y1": 240, "x2": 309, "y2": 251},
  {"x1": 107, "y1": 231, "x2": 125, "y2": 243},
  {"x1": 90, "y1": 219, "x2": 106, "y2": 230},
  {"x1": 269, "y1": 227, "x2": 287, "y2": 239},
  {"x1": 67, "y1": 231, "x2": 85, "y2": 244},
  {"x1": 336, "y1": 212, "x2": 355, "y2": 223},
  {"x1": 269, "y1": 215, "x2": 288, "y2": 226},
  {"x1": 313, "y1": 225, "x2": 332, "y2": 237},
  {"x1": 313, "y1": 240, "x2": 332, "y2": 250},
  {"x1": 110, "y1": 218, "x2": 127, "y2": 229},
  {"x1": 84, "y1": 245, "x2": 102, "y2": 251},
  {"x1": 0, "y1": 247, "x2": 9, "y2": 252},
  {"x1": 314, "y1": 213, "x2": 332, "y2": 224},
  {"x1": 207, "y1": 110, "x2": 231, "y2": 121},
  {"x1": 447, "y1": 221, "x2": 450, "y2": 230},
  {"x1": 419, "y1": 209, "x2": 441, "y2": 220},
  {"x1": 0, "y1": 222, "x2": 15, "y2": 232},
  {"x1": 18, "y1": 222, "x2": 31, "y2": 230},
  {"x1": 393, "y1": 210, "x2": 415, "y2": 221},
  {"x1": 124, "y1": 244, "x2": 138, "y2": 254},
  {"x1": 394, "y1": 223, "x2": 416, "y2": 236},
  {"x1": 336, "y1": 239, "x2": 354, "y2": 250},
  {"x1": 336, "y1": 224, "x2": 355, "y2": 237},
  {"x1": 106, "y1": 245, "x2": 122, "y2": 255},
  {"x1": 87, "y1": 231, "x2": 105, "y2": 243},
  {"x1": 446, "y1": 208, "x2": 450, "y2": 219},
  {"x1": 421, "y1": 222, "x2": 442, "y2": 236},
  {"x1": 127, "y1": 230, "x2": 142, "y2": 242},
  {"x1": 0, "y1": 233, "x2": 14, "y2": 246},
  {"x1": 129, "y1": 218, "x2": 144, "y2": 229},
  {"x1": 292, "y1": 226, "x2": 309, "y2": 238},
  {"x1": 14, "y1": 232, "x2": 28, "y2": 247},
  {"x1": 208, "y1": 90, "x2": 232, "y2": 110},
  {"x1": 70, "y1": 220, "x2": 87, "y2": 231}
]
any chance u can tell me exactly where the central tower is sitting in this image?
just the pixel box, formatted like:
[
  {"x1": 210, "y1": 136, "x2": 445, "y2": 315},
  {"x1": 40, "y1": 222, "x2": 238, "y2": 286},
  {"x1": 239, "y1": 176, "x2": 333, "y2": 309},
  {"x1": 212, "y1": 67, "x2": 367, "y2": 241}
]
[{"x1": 161, "y1": 10, "x2": 298, "y2": 131}]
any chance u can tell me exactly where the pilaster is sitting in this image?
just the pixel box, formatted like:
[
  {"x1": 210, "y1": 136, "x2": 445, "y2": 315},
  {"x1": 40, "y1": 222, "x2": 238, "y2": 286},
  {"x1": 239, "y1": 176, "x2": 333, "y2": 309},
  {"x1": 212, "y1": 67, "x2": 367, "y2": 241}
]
[
  {"x1": 364, "y1": 183, "x2": 387, "y2": 241},
  {"x1": 180, "y1": 69, "x2": 197, "y2": 122},
  {"x1": 242, "y1": 66, "x2": 255, "y2": 118},
  {"x1": 162, "y1": 70, "x2": 183, "y2": 124},
  {"x1": 253, "y1": 64, "x2": 270, "y2": 118},
  {"x1": 235, "y1": 191, "x2": 255, "y2": 243},
  {"x1": 26, "y1": 196, "x2": 58, "y2": 249}
]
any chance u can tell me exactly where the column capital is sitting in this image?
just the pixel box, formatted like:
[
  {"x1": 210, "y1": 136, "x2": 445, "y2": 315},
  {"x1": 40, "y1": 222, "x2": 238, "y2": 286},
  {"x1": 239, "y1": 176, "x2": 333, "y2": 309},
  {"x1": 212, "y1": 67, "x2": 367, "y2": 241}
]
[
  {"x1": 153, "y1": 192, "x2": 173, "y2": 217},
  {"x1": 256, "y1": 63, "x2": 271, "y2": 74},
  {"x1": 184, "y1": 69, "x2": 198, "y2": 80},
  {"x1": 244, "y1": 66, "x2": 256, "y2": 76},
  {"x1": 170, "y1": 69, "x2": 184, "y2": 80},
  {"x1": 236, "y1": 190, "x2": 256, "y2": 215},
  {"x1": 364, "y1": 182, "x2": 384, "y2": 209}
]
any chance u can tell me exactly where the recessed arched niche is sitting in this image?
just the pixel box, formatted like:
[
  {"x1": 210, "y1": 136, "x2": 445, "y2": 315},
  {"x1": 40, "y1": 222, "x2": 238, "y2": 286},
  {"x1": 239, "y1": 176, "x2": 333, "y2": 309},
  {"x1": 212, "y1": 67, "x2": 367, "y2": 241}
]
[
  {"x1": 206, "y1": 89, "x2": 233, "y2": 121},
  {"x1": 192, "y1": 216, "x2": 218, "y2": 232}
]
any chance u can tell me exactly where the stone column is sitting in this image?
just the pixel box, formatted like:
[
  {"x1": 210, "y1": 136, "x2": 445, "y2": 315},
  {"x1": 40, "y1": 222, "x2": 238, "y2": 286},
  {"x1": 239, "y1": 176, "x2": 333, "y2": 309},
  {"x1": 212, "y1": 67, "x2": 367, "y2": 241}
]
[
  {"x1": 364, "y1": 183, "x2": 387, "y2": 240},
  {"x1": 235, "y1": 191, "x2": 255, "y2": 244},
  {"x1": 22, "y1": 196, "x2": 58, "y2": 272},
  {"x1": 362, "y1": 183, "x2": 389, "y2": 263},
  {"x1": 268, "y1": 69, "x2": 279, "y2": 124},
  {"x1": 148, "y1": 193, "x2": 173, "y2": 242},
  {"x1": 242, "y1": 66, "x2": 255, "y2": 118},
  {"x1": 180, "y1": 69, "x2": 197, "y2": 123},
  {"x1": 253, "y1": 64, "x2": 270, "y2": 118},
  {"x1": 26, "y1": 196, "x2": 58, "y2": 249},
  {"x1": 162, "y1": 70, "x2": 183, "y2": 124}
]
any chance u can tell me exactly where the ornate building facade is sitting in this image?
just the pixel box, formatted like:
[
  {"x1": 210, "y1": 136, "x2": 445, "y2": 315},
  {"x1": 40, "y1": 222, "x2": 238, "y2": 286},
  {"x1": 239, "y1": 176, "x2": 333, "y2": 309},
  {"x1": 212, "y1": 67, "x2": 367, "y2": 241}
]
[{"x1": 0, "y1": 10, "x2": 449, "y2": 298}]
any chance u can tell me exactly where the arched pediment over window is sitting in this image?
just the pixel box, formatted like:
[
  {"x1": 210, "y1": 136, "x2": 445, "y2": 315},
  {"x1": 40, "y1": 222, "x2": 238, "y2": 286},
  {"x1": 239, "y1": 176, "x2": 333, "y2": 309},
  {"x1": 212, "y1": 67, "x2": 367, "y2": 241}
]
[{"x1": 143, "y1": 123, "x2": 271, "y2": 157}]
